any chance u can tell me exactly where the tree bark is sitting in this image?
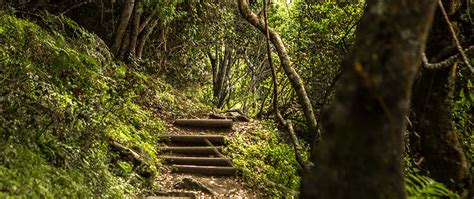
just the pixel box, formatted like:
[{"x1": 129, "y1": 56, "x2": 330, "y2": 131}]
[
  {"x1": 237, "y1": 0, "x2": 319, "y2": 148},
  {"x1": 136, "y1": 19, "x2": 158, "y2": 59},
  {"x1": 300, "y1": 0, "x2": 437, "y2": 198},
  {"x1": 128, "y1": 0, "x2": 142, "y2": 57},
  {"x1": 117, "y1": 26, "x2": 131, "y2": 60},
  {"x1": 111, "y1": 0, "x2": 135, "y2": 56},
  {"x1": 210, "y1": 45, "x2": 233, "y2": 108},
  {"x1": 410, "y1": 0, "x2": 469, "y2": 191}
]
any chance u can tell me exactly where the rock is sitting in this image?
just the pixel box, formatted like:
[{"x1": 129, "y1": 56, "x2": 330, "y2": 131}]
[
  {"x1": 173, "y1": 178, "x2": 218, "y2": 195},
  {"x1": 225, "y1": 112, "x2": 250, "y2": 122}
]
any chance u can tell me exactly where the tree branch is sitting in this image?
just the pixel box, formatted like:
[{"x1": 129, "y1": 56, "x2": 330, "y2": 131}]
[{"x1": 422, "y1": 45, "x2": 474, "y2": 69}]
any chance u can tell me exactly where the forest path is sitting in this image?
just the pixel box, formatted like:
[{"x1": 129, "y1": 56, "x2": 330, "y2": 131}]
[{"x1": 148, "y1": 116, "x2": 258, "y2": 198}]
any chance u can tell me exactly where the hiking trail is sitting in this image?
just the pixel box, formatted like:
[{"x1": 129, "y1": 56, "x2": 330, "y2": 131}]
[{"x1": 148, "y1": 113, "x2": 258, "y2": 198}]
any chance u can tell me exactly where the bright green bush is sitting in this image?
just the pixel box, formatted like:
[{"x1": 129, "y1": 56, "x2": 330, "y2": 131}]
[{"x1": 225, "y1": 121, "x2": 308, "y2": 198}]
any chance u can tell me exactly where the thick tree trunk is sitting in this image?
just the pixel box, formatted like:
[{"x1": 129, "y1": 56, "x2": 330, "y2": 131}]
[
  {"x1": 238, "y1": 0, "x2": 319, "y2": 147},
  {"x1": 300, "y1": 0, "x2": 437, "y2": 198},
  {"x1": 111, "y1": 0, "x2": 135, "y2": 56},
  {"x1": 410, "y1": 0, "x2": 469, "y2": 191}
]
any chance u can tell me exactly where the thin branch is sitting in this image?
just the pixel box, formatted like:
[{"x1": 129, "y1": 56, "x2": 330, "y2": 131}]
[
  {"x1": 422, "y1": 45, "x2": 474, "y2": 69},
  {"x1": 61, "y1": 1, "x2": 93, "y2": 15},
  {"x1": 438, "y1": 0, "x2": 474, "y2": 73}
]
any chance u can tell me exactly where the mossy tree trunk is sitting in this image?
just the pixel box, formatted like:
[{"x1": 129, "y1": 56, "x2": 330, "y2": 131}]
[
  {"x1": 409, "y1": 0, "x2": 469, "y2": 191},
  {"x1": 300, "y1": 0, "x2": 437, "y2": 198}
]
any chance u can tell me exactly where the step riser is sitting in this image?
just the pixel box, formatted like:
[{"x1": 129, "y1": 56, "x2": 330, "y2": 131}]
[
  {"x1": 162, "y1": 147, "x2": 222, "y2": 156},
  {"x1": 174, "y1": 119, "x2": 233, "y2": 128},
  {"x1": 159, "y1": 135, "x2": 225, "y2": 145},
  {"x1": 173, "y1": 165, "x2": 237, "y2": 176},
  {"x1": 163, "y1": 157, "x2": 232, "y2": 166}
]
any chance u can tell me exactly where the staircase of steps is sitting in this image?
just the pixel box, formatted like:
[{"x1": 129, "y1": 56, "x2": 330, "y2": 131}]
[{"x1": 158, "y1": 119, "x2": 237, "y2": 176}]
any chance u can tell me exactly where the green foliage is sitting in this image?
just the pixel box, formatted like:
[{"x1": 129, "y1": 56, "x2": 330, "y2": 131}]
[
  {"x1": 405, "y1": 173, "x2": 460, "y2": 199},
  {"x1": 225, "y1": 121, "x2": 308, "y2": 198},
  {"x1": 0, "y1": 12, "x2": 179, "y2": 197},
  {"x1": 269, "y1": 1, "x2": 364, "y2": 105},
  {"x1": 453, "y1": 79, "x2": 474, "y2": 164},
  {"x1": 404, "y1": 157, "x2": 460, "y2": 199}
]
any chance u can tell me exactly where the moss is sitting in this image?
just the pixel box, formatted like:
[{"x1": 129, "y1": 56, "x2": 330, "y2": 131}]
[
  {"x1": 224, "y1": 121, "x2": 308, "y2": 198},
  {"x1": 0, "y1": 13, "x2": 172, "y2": 197}
]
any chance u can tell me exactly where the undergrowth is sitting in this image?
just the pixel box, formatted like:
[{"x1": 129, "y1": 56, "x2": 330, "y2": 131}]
[
  {"x1": 0, "y1": 12, "x2": 196, "y2": 197},
  {"x1": 404, "y1": 157, "x2": 460, "y2": 199},
  {"x1": 225, "y1": 121, "x2": 308, "y2": 198}
]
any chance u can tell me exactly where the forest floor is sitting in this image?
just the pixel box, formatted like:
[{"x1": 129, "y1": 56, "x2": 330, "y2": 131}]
[{"x1": 150, "y1": 118, "x2": 260, "y2": 198}]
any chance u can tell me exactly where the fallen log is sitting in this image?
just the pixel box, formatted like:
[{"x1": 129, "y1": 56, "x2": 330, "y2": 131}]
[
  {"x1": 108, "y1": 139, "x2": 144, "y2": 165},
  {"x1": 174, "y1": 119, "x2": 232, "y2": 128}
]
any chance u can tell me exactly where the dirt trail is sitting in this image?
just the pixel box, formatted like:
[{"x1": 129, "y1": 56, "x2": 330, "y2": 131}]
[{"x1": 150, "y1": 119, "x2": 259, "y2": 198}]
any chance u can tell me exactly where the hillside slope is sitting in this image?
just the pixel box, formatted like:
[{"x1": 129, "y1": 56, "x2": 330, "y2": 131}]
[{"x1": 0, "y1": 12, "x2": 206, "y2": 197}]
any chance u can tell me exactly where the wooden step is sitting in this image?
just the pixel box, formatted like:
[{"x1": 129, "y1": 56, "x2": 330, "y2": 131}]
[
  {"x1": 172, "y1": 165, "x2": 237, "y2": 176},
  {"x1": 161, "y1": 146, "x2": 222, "y2": 155},
  {"x1": 162, "y1": 156, "x2": 232, "y2": 166},
  {"x1": 174, "y1": 119, "x2": 233, "y2": 128},
  {"x1": 159, "y1": 135, "x2": 226, "y2": 145},
  {"x1": 147, "y1": 192, "x2": 195, "y2": 199}
]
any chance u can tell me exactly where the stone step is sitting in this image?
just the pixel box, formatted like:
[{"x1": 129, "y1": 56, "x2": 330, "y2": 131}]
[
  {"x1": 162, "y1": 156, "x2": 232, "y2": 166},
  {"x1": 161, "y1": 146, "x2": 222, "y2": 156},
  {"x1": 174, "y1": 119, "x2": 233, "y2": 128},
  {"x1": 172, "y1": 165, "x2": 237, "y2": 176},
  {"x1": 159, "y1": 134, "x2": 226, "y2": 145}
]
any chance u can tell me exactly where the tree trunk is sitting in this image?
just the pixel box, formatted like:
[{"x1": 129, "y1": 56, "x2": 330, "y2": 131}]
[
  {"x1": 117, "y1": 26, "x2": 131, "y2": 60},
  {"x1": 111, "y1": 0, "x2": 135, "y2": 56},
  {"x1": 300, "y1": 0, "x2": 437, "y2": 198},
  {"x1": 136, "y1": 19, "x2": 158, "y2": 59},
  {"x1": 128, "y1": 0, "x2": 142, "y2": 57},
  {"x1": 410, "y1": 0, "x2": 469, "y2": 191},
  {"x1": 237, "y1": 0, "x2": 319, "y2": 148},
  {"x1": 210, "y1": 45, "x2": 233, "y2": 108}
]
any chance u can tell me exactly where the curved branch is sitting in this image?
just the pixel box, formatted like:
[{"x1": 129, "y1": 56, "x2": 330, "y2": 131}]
[
  {"x1": 263, "y1": 0, "x2": 310, "y2": 172},
  {"x1": 422, "y1": 45, "x2": 474, "y2": 69},
  {"x1": 237, "y1": 0, "x2": 319, "y2": 145},
  {"x1": 438, "y1": 0, "x2": 474, "y2": 73}
]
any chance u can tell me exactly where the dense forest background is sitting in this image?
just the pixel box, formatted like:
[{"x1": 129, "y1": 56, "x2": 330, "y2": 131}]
[{"x1": 0, "y1": 0, "x2": 473, "y2": 198}]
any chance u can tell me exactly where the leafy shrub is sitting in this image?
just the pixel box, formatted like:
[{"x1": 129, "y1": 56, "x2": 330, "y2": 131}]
[
  {"x1": 404, "y1": 157, "x2": 460, "y2": 199},
  {"x1": 405, "y1": 173, "x2": 460, "y2": 199},
  {"x1": 225, "y1": 121, "x2": 308, "y2": 198}
]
